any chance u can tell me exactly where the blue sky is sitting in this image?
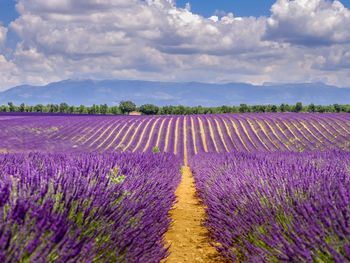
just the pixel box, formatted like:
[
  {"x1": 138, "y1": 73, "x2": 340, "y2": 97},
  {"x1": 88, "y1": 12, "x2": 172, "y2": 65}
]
[
  {"x1": 176, "y1": 0, "x2": 277, "y2": 17},
  {"x1": 1, "y1": 0, "x2": 350, "y2": 89},
  {"x1": 179, "y1": 0, "x2": 350, "y2": 16},
  {"x1": 0, "y1": 0, "x2": 17, "y2": 25}
]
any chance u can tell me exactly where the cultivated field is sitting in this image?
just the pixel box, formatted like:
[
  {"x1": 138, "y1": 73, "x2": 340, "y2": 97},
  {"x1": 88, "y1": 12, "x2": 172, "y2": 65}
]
[
  {"x1": 1, "y1": 113, "x2": 349, "y2": 155},
  {"x1": 190, "y1": 151, "x2": 350, "y2": 262},
  {"x1": 0, "y1": 113, "x2": 350, "y2": 262},
  {"x1": 0, "y1": 152, "x2": 181, "y2": 262}
]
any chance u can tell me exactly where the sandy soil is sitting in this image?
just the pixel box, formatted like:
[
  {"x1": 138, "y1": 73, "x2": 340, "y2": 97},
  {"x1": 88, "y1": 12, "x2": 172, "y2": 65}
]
[{"x1": 163, "y1": 166, "x2": 225, "y2": 263}]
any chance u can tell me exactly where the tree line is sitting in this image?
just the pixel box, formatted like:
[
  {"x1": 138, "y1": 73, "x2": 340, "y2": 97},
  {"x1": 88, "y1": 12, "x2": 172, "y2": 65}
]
[{"x1": 1, "y1": 101, "x2": 349, "y2": 115}]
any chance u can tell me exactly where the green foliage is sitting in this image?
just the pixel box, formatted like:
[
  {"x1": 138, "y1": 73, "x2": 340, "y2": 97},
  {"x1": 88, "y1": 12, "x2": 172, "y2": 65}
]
[
  {"x1": 152, "y1": 146, "x2": 160, "y2": 153},
  {"x1": 78, "y1": 105, "x2": 86, "y2": 114},
  {"x1": 294, "y1": 102, "x2": 303, "y2": 112},
  {"x1": 59, "y1": 103, "x2": 69, "y2": 113},
  {"x1": 270, "y1": 105, "x2": 278, "y2": 112},
  {"x1": 280, "y1": 103, "x2": 290, "y2": 112},
  {"x1": 111, "y1": 175, "x2": 126, "y2": 184},
  {"x1": 107, "y1": 166, "x2": 126, "y2": 184},
  {"x1": 100, "y1": 104, "x2": 108, "y2": 115},
  {"x1": 139, "y1": 104, "x2": 159, "y2": 115},
  {"x1": 19, "y1": 103, "x2": 25, "y2": 112},
  {"x1": 239, "y1": 104, "x2": 250, "y2": 113},
  {"x1": 119, "y1": 100, "x2": 136, "y2": 114},
  {"x1": 308, "y1": 103, "x2": 316, "y2": 112},
  {"x1": 7, "y1": 102, "x2": 15, "y2": 112},
  {"x1": 34, "y1": 104, "x2": 44, "y2": 112},
  {"x1": 1, "y1": 101, "x2": 350, "y2": 115}
]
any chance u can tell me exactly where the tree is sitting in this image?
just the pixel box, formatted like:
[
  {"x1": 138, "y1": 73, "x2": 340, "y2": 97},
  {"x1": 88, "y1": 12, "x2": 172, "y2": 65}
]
[
  {"x1": 59, "y1": 103, "x2": 69, "y2": 113},
  {"x1": 1, "y1": 101, "x2": 349, "y2": 115},
  {"x1": 8, "y1": 102, "x2": 15, "y2": 112},
  {"x1": 159, "y1": 106, "x2": 172, "y2": 115},
  {"x1": 173, "y1": 105, "x2": 186, "y2": 115},
  {"x1": 19, "y1": 103, "x2": 25, "y2": 112},
  {"x1": 100, "y1": 104, "x2": 109, "y2": 115},
  {"x1": 251, "y1": 105, "x2": 267, "y2": 112},
  {"x1": 47, "y1": 104, "x2": 55, "y2": 113},
  {"x1": 239, "y1": 104, "x2": 250, "y2": 113},
  {"x1": 110, "y1": 106, "x2": 121, "y2": 115},
  {"x1": 119, "y1": 101, "x2": 136, "y2": 114},
  {"x1": 218, "y1": 105, "x2": 232, "y2": 114},
  {"x1": 34, "y1": 104, "x2": 44, "y2": 112},
  {"x1": 270, "y1": 105, "x2": 278, "y2": 112},
  {"x1": 78, "y1": 105, "x2": 86, "y2": 114},
  {"x1": 139, "y1": 104, "x2": 159, "y2": 115},
  {"x1": 316, "y1": 105, "x2": 326, "y2": 113},
  {"x1": 294, "y1": 102, "x2": 303, "y2": 112},
  {"x1": 68, "y1": 106, "x2": 75, "y2": 114},
  {"x1": 0, "y1": 105, "x2": 8, "y2": 112},
  {"x1": 333, "y1": 104, "x2": 342, "y2": 113},
  {"x1": 280, "y1": 104, "x2": 287, "y2": 112},
  {"x1": 88, "y1": 104, "x2": 99, "y2": 115},
  {"x1": 308, "y1": 103, "x2": 316, "y2": 112}
]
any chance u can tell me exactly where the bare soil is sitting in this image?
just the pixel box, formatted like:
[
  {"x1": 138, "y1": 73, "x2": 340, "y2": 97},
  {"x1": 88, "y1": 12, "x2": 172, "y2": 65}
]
[{"x1": 163, "y1": 166, "x2": 225, "y2": 263}]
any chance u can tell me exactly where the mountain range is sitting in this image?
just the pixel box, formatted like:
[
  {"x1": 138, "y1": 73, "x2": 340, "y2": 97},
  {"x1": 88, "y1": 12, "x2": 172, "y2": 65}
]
[{"x1": 0, "y1": 79, "x2": 349, "y2": 106}]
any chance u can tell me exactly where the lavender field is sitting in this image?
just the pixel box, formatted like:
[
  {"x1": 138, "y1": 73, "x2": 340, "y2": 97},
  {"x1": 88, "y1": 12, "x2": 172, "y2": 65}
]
[
  {"x1": 0, "y1": 152, "x2": 181, "y2": 262},
  {"x1": 0, "y1": 113, "x2": 349, "y2": 155},
  {"x1": 190, "y1": 151, "x2": 350, "y2": 262},
  {"x1": 0, "y1": 113, "x2": 350, "y2": 262}
]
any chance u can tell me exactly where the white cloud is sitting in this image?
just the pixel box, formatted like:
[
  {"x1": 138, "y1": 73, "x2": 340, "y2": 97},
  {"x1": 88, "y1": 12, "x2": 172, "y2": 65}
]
[
  {"x1": 0, "y1": 26, "x2": 7, "y2": 46},
  {"x1": 309, "y1": 44, "x2": 350, "y2": 70},
  {"x1": 266, "y1": 0, "x2": 350, "y2": 45},
  {"x1": 0, "y1": 0, "x2": 349, "y2": 90},
  {"x1": 11, "y1": 0, "x2": 268, "y2": 57},
  {"x1": 0, "y1": 26, "x2": 21, "y2": 89},
  {"x1": 7, "y1": 0, "x2": 274, "y2": 87},
  {"x1": 0, "y1": 55, "x2": 22, "y2": 89}
]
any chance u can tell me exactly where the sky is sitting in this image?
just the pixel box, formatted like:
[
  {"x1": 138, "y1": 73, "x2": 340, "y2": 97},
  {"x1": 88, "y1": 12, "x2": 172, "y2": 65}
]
[
  {"x1": 176, "y1": 0, "x2": 277, "y2": 17},
  {"x1": 1, "y1": 0, "x2": 350, "y2": 90}
]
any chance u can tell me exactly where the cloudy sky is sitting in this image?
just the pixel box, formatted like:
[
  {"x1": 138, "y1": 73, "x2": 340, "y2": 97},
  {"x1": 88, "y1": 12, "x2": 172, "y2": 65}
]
[{"x1": 0, "y1": 0, "x2": 350, "y2": 90}]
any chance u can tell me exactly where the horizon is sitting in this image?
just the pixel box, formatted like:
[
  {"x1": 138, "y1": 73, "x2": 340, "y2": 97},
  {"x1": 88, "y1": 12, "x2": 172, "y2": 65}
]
[
  {"x1": 1, "y1": 79, "x2": 349, "y2": 106},
  {"x1": 3, "y1": 77, "x2": 349, "y2": 90}
]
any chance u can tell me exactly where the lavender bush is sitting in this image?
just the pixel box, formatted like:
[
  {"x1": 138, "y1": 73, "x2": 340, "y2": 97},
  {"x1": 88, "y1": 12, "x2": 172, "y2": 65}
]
[
  {"x1": 0, "y1": 152, "x2": 181, "y2": 262},
  {"x1": 190, "y1": 151, "x2": 350, "y2": 262}
]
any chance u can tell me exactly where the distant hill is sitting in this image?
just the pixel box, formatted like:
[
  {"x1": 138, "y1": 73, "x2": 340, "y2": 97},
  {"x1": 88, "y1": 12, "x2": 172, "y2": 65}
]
[{"x1": 0, "y1": 79, "x2": 349, "y2": 106}]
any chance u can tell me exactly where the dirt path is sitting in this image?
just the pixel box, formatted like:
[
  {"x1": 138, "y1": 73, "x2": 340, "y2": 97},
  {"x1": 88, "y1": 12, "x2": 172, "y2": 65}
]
[{"x1": 163, "y1": 166, "x2": 225, "y2": 263}]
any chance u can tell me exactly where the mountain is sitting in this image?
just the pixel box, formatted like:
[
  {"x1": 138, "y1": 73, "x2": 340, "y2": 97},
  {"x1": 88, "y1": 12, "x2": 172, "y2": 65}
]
[{"x1": 0, "y1": 79, "x2": 349, "y2": 106}]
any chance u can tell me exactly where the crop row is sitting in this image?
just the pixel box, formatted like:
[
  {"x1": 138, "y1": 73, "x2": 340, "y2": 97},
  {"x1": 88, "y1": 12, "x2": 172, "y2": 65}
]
[
  {"x1": 0, "y1": 152, "x2": 181, "y2": 262},
  {"x1": 189, "y1": 151, "x2": 350, "y2": 262},
  {"x1": 0, "y1": 113, "x2": 349, "y2": 156}
]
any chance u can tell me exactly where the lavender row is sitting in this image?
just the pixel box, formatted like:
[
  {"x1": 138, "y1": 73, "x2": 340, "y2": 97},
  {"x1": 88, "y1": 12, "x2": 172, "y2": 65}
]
[
  {"x1": 0, "y1": 152, "x2": 181, "y2": 262},
  {"x1": 0, "y1": 113, "x2": 349, "y2": 154},
  {"x1": 190, "y1": 151, "x2": 350, "y2": 262}
]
